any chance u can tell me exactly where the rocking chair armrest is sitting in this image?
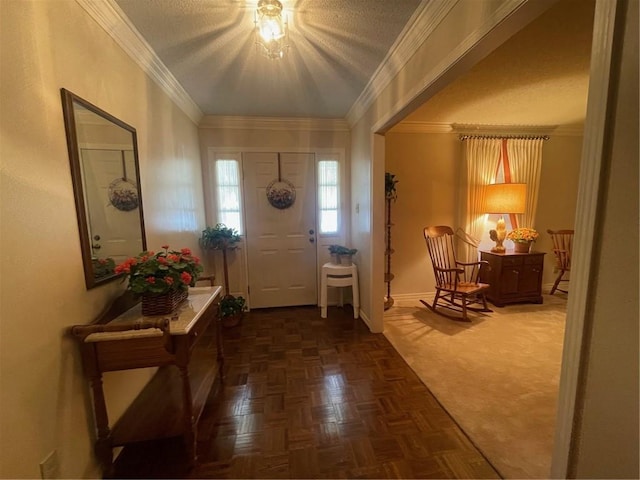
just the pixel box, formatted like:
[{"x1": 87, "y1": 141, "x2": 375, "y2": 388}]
[
  {"x1": 456, "y1": 260, "x2": 490, "y2": 268},
  {"x1": 433, "y1": 266, "x2": 464, "y2": 274}
]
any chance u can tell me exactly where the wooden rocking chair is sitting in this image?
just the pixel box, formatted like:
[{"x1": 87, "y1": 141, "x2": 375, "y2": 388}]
[
  {"x1": 547, "y1": 229, "x2": 574, "y2": 294},
  {"x1": 421, "y1": 226, "x2": 492, "y2": 322}
]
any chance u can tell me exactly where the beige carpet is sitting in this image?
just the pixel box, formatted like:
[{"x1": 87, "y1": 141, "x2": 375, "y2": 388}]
[{"x1": 383, "y1": 294, "x2": 567, "y2": 479}]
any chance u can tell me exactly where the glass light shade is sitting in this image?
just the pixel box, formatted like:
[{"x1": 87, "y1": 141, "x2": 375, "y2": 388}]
[
  {"x1": 255, "y1": 0, "x2": 288, "y2": 59},
  {"x1": 484, "y1": 183, "x2": 527, "y2": 214},
  {"x1": 258, "y1": 16, "x2": 285, "y2": 41}
]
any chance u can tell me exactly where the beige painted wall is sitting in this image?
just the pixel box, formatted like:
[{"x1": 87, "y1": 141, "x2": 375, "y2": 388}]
[
  {"x1": 384, "y1": 133, "x2": 460, "y2": 296},
  {"x1": 535, "y1": 135, "x2": 583, "y2": 287},
  {"x1": 1, "y1": 2, "x2": 205, "y2": 478},
  {"x1": 384, "y1": 132, "x2": 583, "y2": 298}
]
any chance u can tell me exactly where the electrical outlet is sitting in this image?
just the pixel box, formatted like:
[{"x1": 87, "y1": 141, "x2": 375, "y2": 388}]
[{"x1": 39, "y1": 450, "x2": 59, "y2": 479}]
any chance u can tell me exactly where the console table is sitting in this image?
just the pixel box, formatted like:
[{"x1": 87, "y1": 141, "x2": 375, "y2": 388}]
[
  {"x1": 70, "y1": 286, "x2": 223, "y2": 476},
  {"x1": 480, "y1": 251, "x2": 545, "y2": 306}
]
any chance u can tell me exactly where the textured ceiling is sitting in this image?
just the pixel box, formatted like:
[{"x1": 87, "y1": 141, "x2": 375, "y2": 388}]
[
  {"x1": 115, "y1": 0, "x2": 422, "y2": 118},
  {"x1": 113, "y1": 0, "x2": 593, "y2": 126},
  {"x1": 402, "y1": 0, "x2": 594, "y2": 129}
]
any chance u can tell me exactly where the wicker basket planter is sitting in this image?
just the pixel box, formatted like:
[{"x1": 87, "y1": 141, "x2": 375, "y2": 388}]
[{"x1": 142, "y1": 289, "x2": 188, "y2": 316}]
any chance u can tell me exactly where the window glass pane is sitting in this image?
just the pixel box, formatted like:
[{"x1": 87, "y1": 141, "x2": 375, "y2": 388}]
[
  {"x1": 318, "y1": 160, "x2": 339, "y2": 233},
  {"x1": 215, "y1": 159, "x2": 242, "y2": 234},
  {"x1": 320, "y1": 210, "x2": 338, "y2": 234}
]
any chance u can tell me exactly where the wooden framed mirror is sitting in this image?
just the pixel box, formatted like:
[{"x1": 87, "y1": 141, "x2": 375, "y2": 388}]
[{"x1": 61, "y1": 88, "x2": 146, "y2": 289}]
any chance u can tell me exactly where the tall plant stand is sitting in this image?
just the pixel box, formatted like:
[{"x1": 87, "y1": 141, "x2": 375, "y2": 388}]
[{"x1": 384, "y1": 196, "x2": 394, "y2": 310}]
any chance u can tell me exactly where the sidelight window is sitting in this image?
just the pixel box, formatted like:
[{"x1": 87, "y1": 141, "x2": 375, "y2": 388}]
[
  {"x1": 318, "y1": 160, "x2": 339, "y2": 234},
  {"x1": 215, "y1": 158, "x2": 243, "y2": 234}
]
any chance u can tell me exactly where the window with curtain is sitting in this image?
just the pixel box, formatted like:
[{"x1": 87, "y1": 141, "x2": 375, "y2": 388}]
[
  {"x1": 318, "y1": 160, "x2": 339, "y2": 234},
  {"x1": 215, "y1": 158, "x2": 243, "y2": 234},
  {"x1": 461, "y1": 136, "x2": 545, "y2": 256}
]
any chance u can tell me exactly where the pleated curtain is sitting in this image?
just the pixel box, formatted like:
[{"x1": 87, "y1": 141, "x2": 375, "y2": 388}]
[
  {"x1": 506, "y1": 138, "x2": 545, "y2": 228},
  {"x1": 462, "y1": 138, "x2": 502, "y2": 261}
]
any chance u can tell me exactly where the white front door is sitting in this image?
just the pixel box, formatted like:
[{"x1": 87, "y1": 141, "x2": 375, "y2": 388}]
[{"x1": 243, "y1": 152, "x2": 317, "y2": 308}]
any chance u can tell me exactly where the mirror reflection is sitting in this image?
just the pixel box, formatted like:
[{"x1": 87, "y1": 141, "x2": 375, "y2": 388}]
[{"x1": 61, "y1": 89, "x2": 146, "y2": 289}]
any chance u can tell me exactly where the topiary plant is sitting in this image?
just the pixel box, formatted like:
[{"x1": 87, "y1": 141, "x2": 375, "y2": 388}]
[{"x1": 200, "y1": 223, "x2": 241, "y2": 251}]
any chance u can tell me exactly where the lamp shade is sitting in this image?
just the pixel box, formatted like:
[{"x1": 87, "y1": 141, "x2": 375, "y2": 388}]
[{"x1": 484, "y1": 183, "x2": 526, "y2": 214}]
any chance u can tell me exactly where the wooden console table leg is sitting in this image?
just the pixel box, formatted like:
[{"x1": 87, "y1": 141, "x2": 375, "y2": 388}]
[
  {"x1": 89, "y1": 373, "x2": 114, "y2": 477},
  {"x1": 216, "y1": 315, "x2": 225, "y2": 382},
  {"x1": 178, "y1": 365, "x2": 197, "y2": 467}
]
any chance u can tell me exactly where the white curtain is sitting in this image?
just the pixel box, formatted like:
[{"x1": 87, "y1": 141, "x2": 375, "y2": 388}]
[
  {"x1": 461, "y1": 138, "x2": 502, "y2": 261},
  {"x1": 507, "y1": 138, "x2": 544, "y2": 228}
]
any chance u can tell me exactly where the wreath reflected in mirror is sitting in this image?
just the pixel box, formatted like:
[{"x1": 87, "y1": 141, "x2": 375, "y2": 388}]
[
  {"x1": 266, "y1": 179, "x2": 296, "y2": 209},
  {"x1": 107, "y1": 152, "x2": 139, "y2": 212},
  {"x1": 108, "y1": 177, "x2": 139, "y2": 211}
]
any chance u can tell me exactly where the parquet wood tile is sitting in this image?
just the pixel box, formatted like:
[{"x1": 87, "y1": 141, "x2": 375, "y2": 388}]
[{"x1": 112, "y1": 306, "x2": 500, "y2": 479}]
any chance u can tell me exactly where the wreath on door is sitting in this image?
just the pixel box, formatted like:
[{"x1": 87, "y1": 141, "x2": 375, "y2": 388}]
[{"x1": 266, "y1": 154, "x2": 296, "y2": 209}]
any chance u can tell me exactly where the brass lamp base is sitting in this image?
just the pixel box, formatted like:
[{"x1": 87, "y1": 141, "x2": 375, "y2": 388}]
[{"x1": 489, "y1": 216, "x2": 507, "y2": 253}]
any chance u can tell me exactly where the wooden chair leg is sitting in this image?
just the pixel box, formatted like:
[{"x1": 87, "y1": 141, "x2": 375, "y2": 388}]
[
  {"x1": 461, "y1": 298, "x2": 468, "y2": 322},
  {"x1": 550, "y1": 270, "x2": 565, "y2": 295}
]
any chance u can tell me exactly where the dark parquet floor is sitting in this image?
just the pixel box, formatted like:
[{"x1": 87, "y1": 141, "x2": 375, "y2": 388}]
[{"x1": 113, "y1": 306, "x2": 500, "y2": 479}]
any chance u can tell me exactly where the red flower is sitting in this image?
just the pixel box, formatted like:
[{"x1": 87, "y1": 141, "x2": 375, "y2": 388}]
[
  {"x1": 114, "y1": 264, "x2": 130, "y2": 274},
  {"x1": 161, "y1": 244, "x2": 170, "y2": 250},
  {"x1": 180, "y1": 272, "x2": 192, "y2": 285},
  {"x1": 164, "y1": 277, "x2": 174, "y2": 285},
  {"x1": 145, "y1": 276, "x2": 156, "y2": 284},
  {"x1": 193, "y1": 256, "x2": 200, "y2": 264},
  {"x1": 181, "y1": 247, "x2": 192, "y2": 255},
  {"x1": 168, "y1": 254, "x2": 180, "y2": 262},
  {"x1": 158, "y1": 257, "x2": 167, "y2": 265}
]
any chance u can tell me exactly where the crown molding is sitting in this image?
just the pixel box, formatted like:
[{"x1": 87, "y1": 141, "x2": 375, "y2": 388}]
[
  {"x1": 452, "y1": 123, "x2": 557, "y2": 135},
  {"x1": 370, "y1": 0, "x2": 559, "y2": 133},
  {"x1": 452, "y1": 123, "x2": 584, "y2": 137},
  {"x1": 199, "y1": 115, "x2": 350, "y2": 132},
  {"x1": 388, "y1": 122, "x2": 584, "y2": 136},
  {"x1": 75, "y1": 0, "x2": 203, "y2": 125},
  {"x1": 388, "y1": 122, "x2": 453, "y2": 134},
  {"x1": 346, "y1": 0, "x2": 459, "y2": 127}
]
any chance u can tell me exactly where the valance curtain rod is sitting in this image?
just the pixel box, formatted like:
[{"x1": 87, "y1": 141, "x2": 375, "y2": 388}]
[{"x1": 458, "y1": 134, "x2": 550, "y2": 141}]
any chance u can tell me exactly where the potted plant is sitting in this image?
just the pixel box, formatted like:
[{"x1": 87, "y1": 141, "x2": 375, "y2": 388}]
[
  {"x1": 114, "y1": 245, "x2": 204, "y2": 315},
  {"x1": 385, "y1": 172, "x2": 399, "y2": 201},
  {"x1": 328, "y1": 245, "x2": 358, "y2": 265},
  {"x1": 219, "y1": 295, "x2": 246, "y2": 327},
  {"x1": 201, "y1": 224, "x2": 246, "y2": 325},
  {"x1": 200, "y1": 223, "x2": 241, "y2": 251},
  {"x1": 507, "y1": 227, "x2": 539, "y2": 253},
  {"x1": 200, "y1": 223, "x2": 241, "y2": 296}
]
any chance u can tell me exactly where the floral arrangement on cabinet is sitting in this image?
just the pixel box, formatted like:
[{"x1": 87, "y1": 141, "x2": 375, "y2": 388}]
[
  {"x1": 507, "y1": 227, "x2": 539, "y2": 244},
  {"x1": 115, "y1": 245, "x2": 203, "y2": 295}
]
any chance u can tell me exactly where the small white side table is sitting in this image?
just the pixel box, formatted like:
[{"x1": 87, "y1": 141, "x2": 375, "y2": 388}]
[{"x1": 320, "y1": 262, "x2": 360, "y2": 319}]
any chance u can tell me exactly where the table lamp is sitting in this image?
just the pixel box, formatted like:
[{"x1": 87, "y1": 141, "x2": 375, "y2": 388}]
[{"x1": 484, "y1": 183, "x2": 526, "y2": 253}]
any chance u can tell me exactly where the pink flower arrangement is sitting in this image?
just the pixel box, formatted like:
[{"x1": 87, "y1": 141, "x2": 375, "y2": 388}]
[
  {"x1": 507, "y1": 227, "x2": 539, "y2": 243},
  {"x1": 115, "y1": 245, "x2": 203, "y2": 295}
]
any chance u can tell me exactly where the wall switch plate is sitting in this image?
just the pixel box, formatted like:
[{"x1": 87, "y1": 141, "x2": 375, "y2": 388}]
[{"x1": 39, "y1": 450, "x2": 59, "y2": 479}]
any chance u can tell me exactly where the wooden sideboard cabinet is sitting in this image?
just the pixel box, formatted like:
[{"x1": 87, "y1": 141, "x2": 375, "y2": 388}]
[
  {"x1": 479, "y1": 251, "x2": 545, "y2": 306},
  {"x1": 70, "y1": 286, "x2": 223, "y2": 477}
]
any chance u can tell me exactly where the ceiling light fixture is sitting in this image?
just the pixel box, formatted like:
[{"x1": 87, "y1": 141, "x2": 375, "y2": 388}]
[{"x1": 255, "y1": 0, "x2": 288, "y2": 59}]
